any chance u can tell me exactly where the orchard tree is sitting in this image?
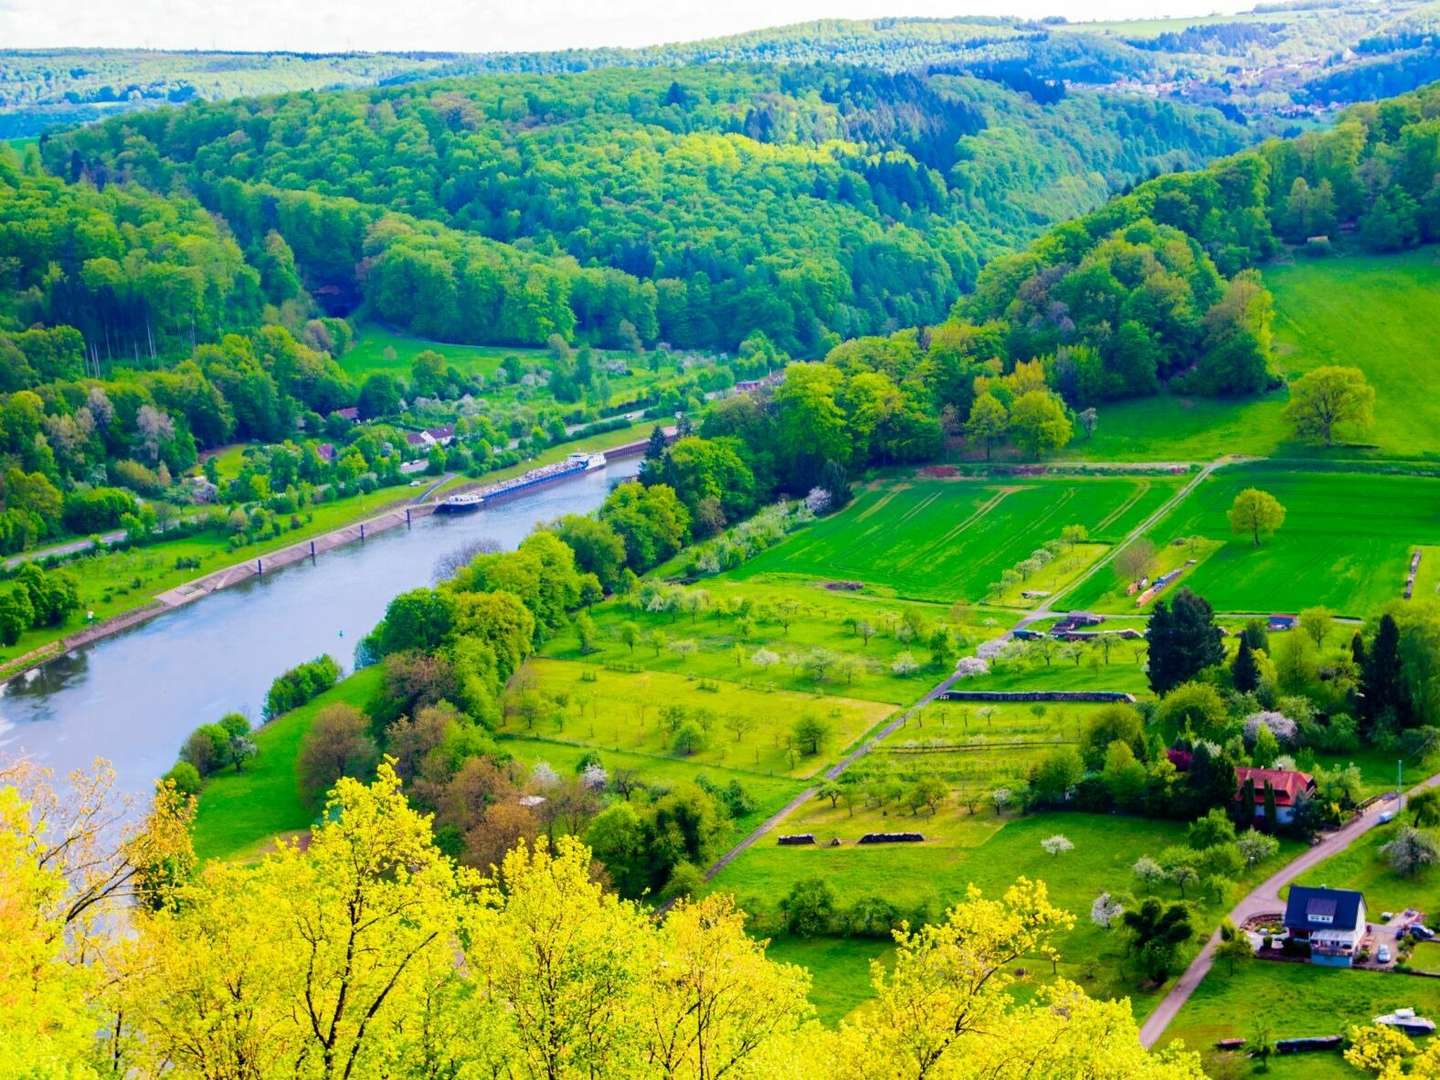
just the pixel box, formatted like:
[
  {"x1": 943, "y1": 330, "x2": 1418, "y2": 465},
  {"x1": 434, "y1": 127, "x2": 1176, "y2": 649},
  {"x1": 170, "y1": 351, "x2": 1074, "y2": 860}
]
[
  {"x1": 1284, "y1": 366, "x2": 1374, "y2": 446},
  {"x1": 1228, "y1": 488, "x2": 1286, "y2": 547}
]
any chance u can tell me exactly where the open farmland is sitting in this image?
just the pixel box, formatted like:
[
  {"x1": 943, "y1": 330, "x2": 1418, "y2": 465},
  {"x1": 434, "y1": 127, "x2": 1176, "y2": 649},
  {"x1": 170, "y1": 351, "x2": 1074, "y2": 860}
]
[
  {"x1": 729, "y1": 474, "x2": 1185, "y2": 603},
  {"x1": 503, "y1": 658, "x2": 895, "y2": 778},
  {"x1": 1112, "y1": 465, "x2": 1440, "y2": 615}
]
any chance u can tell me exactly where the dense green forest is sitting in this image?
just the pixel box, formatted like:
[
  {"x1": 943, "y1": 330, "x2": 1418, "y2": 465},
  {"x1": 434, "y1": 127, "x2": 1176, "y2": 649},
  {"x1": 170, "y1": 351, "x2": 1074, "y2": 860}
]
[{"x1": 45, "y1": 64, "x2": 1245, "y2": 354}]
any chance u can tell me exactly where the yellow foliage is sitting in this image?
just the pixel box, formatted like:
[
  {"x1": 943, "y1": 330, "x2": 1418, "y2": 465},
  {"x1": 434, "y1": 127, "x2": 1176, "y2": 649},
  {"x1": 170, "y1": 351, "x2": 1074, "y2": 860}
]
[{"x1": 0, "y1": 761, "x2": 1205, "y2": 1079}]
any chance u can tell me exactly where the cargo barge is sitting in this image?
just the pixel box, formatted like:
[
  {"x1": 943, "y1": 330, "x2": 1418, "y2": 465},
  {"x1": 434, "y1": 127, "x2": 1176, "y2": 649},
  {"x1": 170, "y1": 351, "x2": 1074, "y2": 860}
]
[{"x1": 435, "y1": 451, "x2": 607, "y2": 514}]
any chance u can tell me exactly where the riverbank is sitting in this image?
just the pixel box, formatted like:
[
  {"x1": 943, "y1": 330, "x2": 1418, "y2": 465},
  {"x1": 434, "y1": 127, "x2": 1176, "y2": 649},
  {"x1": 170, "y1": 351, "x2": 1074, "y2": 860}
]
[{"x1": 0, "y1": 422, "x2": 660, "y2": 686}]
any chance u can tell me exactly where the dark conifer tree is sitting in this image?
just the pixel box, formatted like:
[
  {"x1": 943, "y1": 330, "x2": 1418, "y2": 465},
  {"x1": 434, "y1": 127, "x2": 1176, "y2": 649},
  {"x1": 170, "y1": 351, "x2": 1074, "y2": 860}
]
[
  {"x1": 1148, "y1": 588, "x2": 1224, "y2": 694},
  {"x1": 1231, "y1": 636, "x2": 1260, "y2": 693},
  {"x1": 1360, "y1": 613, "x2": 1409, "y2": 731}
]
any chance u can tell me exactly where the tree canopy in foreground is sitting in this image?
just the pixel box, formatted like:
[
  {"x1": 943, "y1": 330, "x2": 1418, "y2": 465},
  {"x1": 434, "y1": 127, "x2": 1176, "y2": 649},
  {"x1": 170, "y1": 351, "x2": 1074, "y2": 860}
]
[{"x1": 1, "y1": 759, "x2": 1205, "y2": 1079}]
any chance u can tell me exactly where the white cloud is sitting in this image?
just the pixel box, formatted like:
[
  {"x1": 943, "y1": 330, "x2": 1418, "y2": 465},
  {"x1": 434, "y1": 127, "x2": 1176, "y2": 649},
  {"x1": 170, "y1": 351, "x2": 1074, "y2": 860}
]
[{"x1": 1, "y1": 0, "x2": 1256, "y2": 53}]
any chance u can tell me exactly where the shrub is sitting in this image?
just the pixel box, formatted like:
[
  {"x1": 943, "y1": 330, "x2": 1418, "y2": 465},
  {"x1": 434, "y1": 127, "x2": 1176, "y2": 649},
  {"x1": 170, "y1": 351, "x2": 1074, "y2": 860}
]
[
  {"x1": 162, "y1": 761, "x2": 202, "y2": 797},
  {"x1": 263, "y1": 654, "x2": 342, "y2": 720}
]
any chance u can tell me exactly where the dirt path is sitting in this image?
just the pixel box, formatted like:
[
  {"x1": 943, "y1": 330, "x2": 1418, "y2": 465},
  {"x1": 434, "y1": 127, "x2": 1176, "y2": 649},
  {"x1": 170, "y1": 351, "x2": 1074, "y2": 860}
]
[
  {"x1": 1140, "y1": 772, "x2": 1440, "y2": 1049},
  {"x1": 703, "y1": 671, "x2": 963, "y2": 880},
  {"x1": 1015, "y1": 456, "x2": 1232, "y2": 632}
]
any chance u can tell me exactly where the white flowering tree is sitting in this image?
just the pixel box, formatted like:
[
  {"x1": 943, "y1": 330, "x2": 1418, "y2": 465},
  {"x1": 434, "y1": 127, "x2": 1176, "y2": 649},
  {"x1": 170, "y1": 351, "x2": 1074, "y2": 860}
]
[
  {"x1": 750, "y1": 648, "x2": 780, "y2": 670},
  {"x1": 1091, "y1": 892, "x2": 1124, "y2": 929},
  {"x1": 954, "y1": 656, "x2": 989, "y2": 678},
  {"x1": 1041, "y1": 834, "x2": 1074, "y2": 857},
  {"x1": 1243, "y1": 710, "x2": 1298, "y2": 747},
  {"x1": 805, "y1": 487, "x2": 833, "y2": 515},
  {"x1": 891, "y1": 651, "x2": 919, "y2": 676}
]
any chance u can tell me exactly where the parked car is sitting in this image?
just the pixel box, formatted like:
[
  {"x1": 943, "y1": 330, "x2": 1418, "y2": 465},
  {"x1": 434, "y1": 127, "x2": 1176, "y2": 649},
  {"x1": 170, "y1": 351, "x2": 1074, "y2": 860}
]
[
  {"x1": 1410, "y1": 925, "x2": 1435, "y2": 941},
  {"x1": 1379, "y1": 945, "x2": 1392, "y2": 963},
  {"x1": 1379, "y1": 810, "x2": 1396, "y2": 824}
]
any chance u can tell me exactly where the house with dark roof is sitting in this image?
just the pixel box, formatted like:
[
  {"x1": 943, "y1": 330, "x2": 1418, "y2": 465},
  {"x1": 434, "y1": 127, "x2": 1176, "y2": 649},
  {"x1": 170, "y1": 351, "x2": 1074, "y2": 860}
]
[
  {"x1": 334, "y1": 406, "x2": 360, "y2": 423},
  {"x1": 1284, "y1": 885, "x2": 1367, "y2": 966},
  {"x1": 1235, "y1": 766, "x2": 1316, "y2": 825}
]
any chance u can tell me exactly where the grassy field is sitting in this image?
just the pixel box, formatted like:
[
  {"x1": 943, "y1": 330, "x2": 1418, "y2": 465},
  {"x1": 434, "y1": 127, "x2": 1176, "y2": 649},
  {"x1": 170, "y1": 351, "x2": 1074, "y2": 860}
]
[
  {"x1": 1068, "y1": 247, "x2": 1440, "y2": 464},
  {"x1": 729, "y1": 474, "x2": 1183, "y2": 604},
  {"x1": 540, "y1": 578, "x2": 980, "y2": 707},
  {"x1": 707, "y1": 807, "x2": 1295, "y2": 1019},
  {"x1": 507, "y1": 658, "x2": 895, "y2": 779},
  {"x1": 342, "y1": 325, "x2": 524, "y2": 380},
  {"x1": 1067, "y1": 464, "x2": 1440, "y2": 616},
  {"x1": 1267, "y1": 249, "x2": 1440, "y2": 460},
  {"x1": 1162, "y1": 961, "x2": 1440, "y2": 1078},
  {"x1": 191, "y1": 666, "x2": 383, "y2": 862}
]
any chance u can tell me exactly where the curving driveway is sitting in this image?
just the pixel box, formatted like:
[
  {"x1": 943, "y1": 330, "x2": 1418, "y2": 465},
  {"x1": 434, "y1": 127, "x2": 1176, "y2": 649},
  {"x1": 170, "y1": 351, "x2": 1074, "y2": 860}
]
[{"x1": 1141, "y1": 771, "x2": 1440, "y2": 1048}]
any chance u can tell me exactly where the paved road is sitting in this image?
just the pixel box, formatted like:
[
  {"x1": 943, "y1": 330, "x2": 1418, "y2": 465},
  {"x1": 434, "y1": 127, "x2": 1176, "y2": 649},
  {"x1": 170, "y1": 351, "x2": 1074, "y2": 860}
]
[
  {"x1": 1140, "y1": 771, "x2": 1440, "y2": 1048},
  {"x1": 4, "y1": 529, "x2": 126, "y2": 569}
]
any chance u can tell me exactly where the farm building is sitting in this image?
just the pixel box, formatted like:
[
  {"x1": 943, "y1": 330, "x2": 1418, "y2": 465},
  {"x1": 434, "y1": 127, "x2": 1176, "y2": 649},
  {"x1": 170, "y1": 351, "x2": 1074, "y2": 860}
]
[
  {"x1": 1234, "y1": 766, "x2": 1316, "y2": 825},
  {"x1": 1284, "y1": 885, "x2": 1368, "y2": 966}
]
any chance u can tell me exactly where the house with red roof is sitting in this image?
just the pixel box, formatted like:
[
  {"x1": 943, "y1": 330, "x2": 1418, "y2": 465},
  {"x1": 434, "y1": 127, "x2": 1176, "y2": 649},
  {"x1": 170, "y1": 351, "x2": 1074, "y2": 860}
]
[{"x1": 1234, "y1": 766, "x2": 1316, "y2": 825}]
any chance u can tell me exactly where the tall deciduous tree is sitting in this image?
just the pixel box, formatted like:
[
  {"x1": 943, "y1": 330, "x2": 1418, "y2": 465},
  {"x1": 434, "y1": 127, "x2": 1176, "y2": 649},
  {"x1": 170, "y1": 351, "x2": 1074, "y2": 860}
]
[
  {"x1": 1228, "y1": 487, "x2": 1286, "y2": 547},
  {"x1": 1284, "y1": 365, "x2": 1375, "y2": 446}
]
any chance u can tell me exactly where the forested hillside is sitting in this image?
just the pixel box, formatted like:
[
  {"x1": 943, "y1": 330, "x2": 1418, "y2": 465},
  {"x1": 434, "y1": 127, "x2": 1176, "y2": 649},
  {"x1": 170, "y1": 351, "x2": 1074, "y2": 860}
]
[
  {"x1": 45, "y1": 64, "x2": 1244, "y2": 353},
  {"x1": 784, "y1": 77, "x2": 1440, "y2": 469},
  {"x1": 8, "y1": 2, "x2": 1440, "y2": 136}
]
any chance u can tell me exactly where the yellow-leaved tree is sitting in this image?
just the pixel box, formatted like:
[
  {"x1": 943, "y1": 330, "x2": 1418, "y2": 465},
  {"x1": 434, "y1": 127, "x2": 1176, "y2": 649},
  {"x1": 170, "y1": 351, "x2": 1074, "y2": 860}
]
[{"x1": 2, "y1": 758, "x2": 1205, "y2": 1079}]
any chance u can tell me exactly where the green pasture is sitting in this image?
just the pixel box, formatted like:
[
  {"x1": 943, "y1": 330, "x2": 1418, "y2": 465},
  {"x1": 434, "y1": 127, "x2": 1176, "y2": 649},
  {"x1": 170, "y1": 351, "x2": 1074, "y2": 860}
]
[
  {"x1": 1070, "y1": 247, "x2": 1440, "y2": 463},
  {"x1": 495, "y1": 734, "x2": 805, "y2": 841},
  {"x1": 729, "y1": 474, "x2": 1183, "y2": 604},
  {"x1": 506, "y1": 659, "x2": 895, "y2": 779},
  {"x1": 1267, "y1": 248, "x2": 1440, "y2": 460},
  {"x1": 762, "y1": 935, "x2": 892, "y2": 1025},
  {"x1": 191, "y1": 666, "x2": 383, "y2": 863},
  {"x1": 342, "y1": 325, "x2": 520, "y2": 380},
  {"x1": 1162, "y1": 961, "x2": 1440, "y2": 1078},
  {"x1": 1068, "y1": 464, "x2": 1440, "y2": 616},
  {"x1": 541, "y1": 579, "x2": 976, "y2": 706}
]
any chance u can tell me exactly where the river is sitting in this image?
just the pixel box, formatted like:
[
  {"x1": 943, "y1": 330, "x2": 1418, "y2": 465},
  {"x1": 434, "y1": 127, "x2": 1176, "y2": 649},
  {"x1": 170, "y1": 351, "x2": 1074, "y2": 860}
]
[{"x1": 0, "y1": 457, "x2": 639, "y2": 797}]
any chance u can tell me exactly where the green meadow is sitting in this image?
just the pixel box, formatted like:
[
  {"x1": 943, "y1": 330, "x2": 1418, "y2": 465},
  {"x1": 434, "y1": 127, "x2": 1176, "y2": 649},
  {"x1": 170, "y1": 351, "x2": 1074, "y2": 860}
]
[
  {"x1": 729, "y1": 474, "x2": 1183, "y2": 603},
  {"x1": 1138, "y1": 465, "x2": 1440, "y2": 616},
  {"x1": 1162, "y1": 962, "x2": 1440, "y2": 1078},
  {"x1": 1072, "y1": 247, "x2": 1440, "y2": 463},
  {"x1": 506, "y1": 658, "x2": 896, "y2": 779},
  {"x1": 707, "y1": 808, "x2": 1296, "y2": 1021},
  {"x1": 495, "y1": 734, "x2": 806, "y2": 841},
  {"x1": 191, "y1": 666, "x2": 384, "y2": 863}
]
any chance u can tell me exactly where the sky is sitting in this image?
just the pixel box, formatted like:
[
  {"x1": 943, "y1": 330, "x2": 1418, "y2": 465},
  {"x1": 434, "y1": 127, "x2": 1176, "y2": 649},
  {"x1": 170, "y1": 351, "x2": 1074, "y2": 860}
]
[{"x1": 1, "y1": 0, "x2": 1257, "y2": 53}]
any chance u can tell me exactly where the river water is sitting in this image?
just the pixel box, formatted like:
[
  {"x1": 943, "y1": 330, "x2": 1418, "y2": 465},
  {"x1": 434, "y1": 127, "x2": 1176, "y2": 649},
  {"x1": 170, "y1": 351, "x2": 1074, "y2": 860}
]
[{"x1": 0, "y1": 457, "x2": 639, "y2": 797}]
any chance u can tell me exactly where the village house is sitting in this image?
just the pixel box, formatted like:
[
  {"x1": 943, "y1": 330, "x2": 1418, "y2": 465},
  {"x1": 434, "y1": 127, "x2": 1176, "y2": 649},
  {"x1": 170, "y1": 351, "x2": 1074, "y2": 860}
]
[
  {"x1": 1284, "y1": 885, "x2": 1368, "y2": 966},
  {"x1": 1234, "y1": 766, "x2": 1316, "y2": 825}
]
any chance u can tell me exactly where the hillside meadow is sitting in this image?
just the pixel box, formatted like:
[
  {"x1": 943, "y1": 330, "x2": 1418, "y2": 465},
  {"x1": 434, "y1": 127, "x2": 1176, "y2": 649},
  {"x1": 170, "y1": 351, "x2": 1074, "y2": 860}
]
[{"x1": 1072, "y1": 247, "x2": 1440, "y2": 463}]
